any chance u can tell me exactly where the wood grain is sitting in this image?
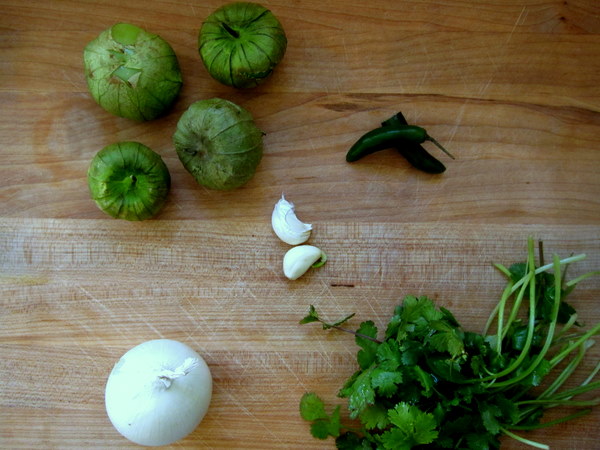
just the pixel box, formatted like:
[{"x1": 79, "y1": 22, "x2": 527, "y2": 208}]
[
  {"x1": 2, "y1": 220, "x2": 600, "y2": 448},
  {"x1": 1, "y1": 0, "x2": 600, "y2": 448}
]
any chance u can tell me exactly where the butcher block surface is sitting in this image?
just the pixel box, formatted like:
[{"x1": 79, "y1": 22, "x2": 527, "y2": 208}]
[{"x1": 1, "y1": 1, "x2": 599, "y2": 448}]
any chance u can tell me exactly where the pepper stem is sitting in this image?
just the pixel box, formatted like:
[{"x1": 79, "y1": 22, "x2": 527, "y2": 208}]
[{"x1": 426, "y1": 135, "x2": 455, "y2": 160}]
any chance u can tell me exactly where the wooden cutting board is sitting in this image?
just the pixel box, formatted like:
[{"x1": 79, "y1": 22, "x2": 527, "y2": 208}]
[
  {"x1": 1, "y1": 0, "x2": 600, "y2": 448},
  {"x1": 2, "y1": 220, "x2": 599, "y2": 448}
]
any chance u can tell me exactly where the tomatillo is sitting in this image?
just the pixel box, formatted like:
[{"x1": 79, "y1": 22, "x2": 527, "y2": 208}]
[
  {"x1": 173, "y1": 98, "x2": 263, "y2": 190},
  {"x1": 87, "y1": 142, "x2": 171, "y2": 220},
  {"x1": 198, "y1": 2, "x2": 287, "y2": 88},
  {"x1": 84, "y1": 23, "x2": 182, "y2": 121}
]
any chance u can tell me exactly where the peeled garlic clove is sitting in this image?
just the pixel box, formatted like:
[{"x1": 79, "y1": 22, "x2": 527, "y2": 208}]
[
  {"x1": 283, "y1": 245, "x2": 327, "y2": 280},
  {"x1": 272, "y1": 194, "x2": 312, "y2": 245}
]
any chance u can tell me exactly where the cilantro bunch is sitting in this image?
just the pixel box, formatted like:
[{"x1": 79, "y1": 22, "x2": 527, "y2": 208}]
[{"x1": 300, "y1": 239, "x2": 600, "y2": 449}]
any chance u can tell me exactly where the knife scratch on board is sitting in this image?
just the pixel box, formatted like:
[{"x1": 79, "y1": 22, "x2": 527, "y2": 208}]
[
  {"x1": 275, "y1": 351, "x2": 309, "y2": 390},
  {"x1": 51, "y1": 282, "x2": 111, "y2": 368},
  {"x1": 214, "y1": 386, "x2": 284, "y2": 442},
  {"x1": 73, "y1": 282, "x2": 130, "y2": 341}
]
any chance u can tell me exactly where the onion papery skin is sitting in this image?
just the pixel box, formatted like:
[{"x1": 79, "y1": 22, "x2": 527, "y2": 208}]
[
  {"x1": 105, "y1": 339, "x2": 212, "y2": 447},
  {"x1": 84, "y1": 23, "x2": 182, "y2": 121}
]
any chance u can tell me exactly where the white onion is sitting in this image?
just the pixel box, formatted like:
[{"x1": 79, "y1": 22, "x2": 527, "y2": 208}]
[{"x1": 105, "y1": 339, "x2": 212, "y2": 446}]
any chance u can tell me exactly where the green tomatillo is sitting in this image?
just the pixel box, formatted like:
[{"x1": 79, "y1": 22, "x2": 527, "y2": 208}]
[
  {"x1": 173, "y1": 98, "x2": 263, "y2": 190},
  {"x1": 87, "y1": 142, "x2": 171, "y2": 220},
  {"x1": 198, "y1": 2, "x2": 287, "y2": 88},
  {"x1": 83, "y1": 23, "x2": 182, "y2": 121}
]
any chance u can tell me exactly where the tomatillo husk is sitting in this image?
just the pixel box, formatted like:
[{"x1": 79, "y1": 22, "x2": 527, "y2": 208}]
[
  {"x1": 87, "y1": 142, "x2": 171, "y2": 220},
  {"x1": 83, "y1": 23, "x2": 182, "y2": 121},
  {"x1": 198, "y1": 2, "x2": 287, "y2": 88},
  {"x1": 173, "y1": 98, "x2": 263, "y2": 190}
]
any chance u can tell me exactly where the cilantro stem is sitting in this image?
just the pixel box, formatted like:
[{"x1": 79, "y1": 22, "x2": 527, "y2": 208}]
[
  {"x1": 516, "y1": 382, "x2": 600, "y2": 423},
  {"x1": 482, "y1": 280, "x2": 513, "y2": 336},
  {"x1": 499, "y1": 427, "x2": 549, "y2": 449},
  {"x1": 505, "y1": 254, "x2": 586, "y2": 298},
  {"x1": 487, "y1": 238, "x2": 536, "y2": 347},
  {"x1": 552, "y1": 313, "x2": 579, "y2": 341},
  {"x1": 299, "y1": 240, "x2": 598, "y2": 449},
  {"x1": 549, "y1": 322, "x2": 600, "y2": 368},
  {"x1": 517, "y1": 370, "x2": 600, "y2": 420},
  {"x1": 541, "y1": 380, "x2": 600, "y2": 402},
  {"x1": 582, "y1": 361, "x2": 600, "y2": 386},
  {"x1": 509, "y1": 408, "x2": 592, "y2": 430},
  {"x1": 500, "y1": 271, "x2": 532, "y2": 341},
  {"x1": 493, "y1": 262, "x2": 512, "y2": 277},
  {"x1": 485, "y1": 248, "x2": 585, "y2": 339},
  {"x1": 517, "y1": 398, "x2": 600, "y2": 407},
  {"x1": 539, "y1": 339, "x2": 591, "y2": 400},
  {"x1": 487, "y1": 254, "x2": 563, "y2": 390},
  {"x1": 300, "y1": 306, "x2": 382, "y2": 343},
  {"x1": 566, "y1": 270, "x2": 600, "y2": 287},
  {"x1": 328, "y1": 324, "x2": 382, "y2": 343},
  {"x1": 470, "y1": 248, "x2": 538, "y2": 384},
  {"x1": 495, "y1": 282, "x2": 511, "y2": 353}
]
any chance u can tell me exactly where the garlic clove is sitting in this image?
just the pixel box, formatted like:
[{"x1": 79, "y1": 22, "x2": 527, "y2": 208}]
[
  {"x1": 283, "y1": 245, "x2": 327, "y2": 280},
  {"x1": 272, "y1": 194, "x2": 312, "y2": 245}
]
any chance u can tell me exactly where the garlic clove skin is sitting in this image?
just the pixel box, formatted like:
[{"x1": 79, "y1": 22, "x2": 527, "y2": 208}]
[
  {"x1": 272, "y1": 194, "x2": 312, "y2": 245},
  {"x1": 283, "y1": 245, "x2": 327, "y2": 280}
]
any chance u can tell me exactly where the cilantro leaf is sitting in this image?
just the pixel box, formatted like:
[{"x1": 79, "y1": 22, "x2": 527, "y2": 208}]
[
  {"x1": 508, "y1": 262, "x2": 527, "y2": 282},
  {"x1": 299, "y1": 240, "x2": 599, "y2": 450},
  {"x1": 494, "y1": 393, "x2": 520, "y2": 425},
  {"x1": 379, "y1": 429, "x2": 413, "y2": 450},
  {"x1": 342, "y1": 365, "x2": 376, "y2": 418},
  {"x1": 299, "y1": 305, "x2": 356, "y2": 329},
  {"x1": 381, "y1": 402, "x2": 439, "y2": 449},
  {"x1": 401, "y1": 295, "x2": 442, "y2": 323},
  {"x1": 299, "y1": 305, "x2": 320, "y2": 325},
  {"x1": 386, "y1": 295, "x2": 442, "y2": 341},
  {"x1": 399, "y1": 339, "x2": 422, "y2": 366},
  {"x1": 371, "y1": 368, "x2": 403, "y2": 397},
  {"x1": 411, "y1": 365, "x2": 434, "y2": 397},
  {"x1": 375, "y1": 339, "x2": 402, "y2": 371},
  {"x1": 426, "y1": 319, "x2": 465, "y2": 358},
  {"x1": 299, "y1": 392, "x2": 328, "y2": 421},
  {"x1": 336, "y1": 432, "x2": 373, "y2": 449},
  {"x1": 436, "y1": 415, "x2": 482, "y2": 448},
  {"x1": 359, "y1": 403, "x2": 390, "y2": 430},
  {"x1": 299, "y1": 393, "x2": 341, "y2": 439},
  {"x1": 479, "y1": 401, "x2": 503, "y2": 435},
  {"x1": 356, "y1": 320, "x2": 379, "y2": 369},
  {"x1": 516, "y1": 358, "x2": 551, "y2": 388},
  {"x1": 426, "y1": 355, "x2": 467, "y2": 383},
  {"x1": 440, "y1": 306, "x2": 461, "y2": 328},
  {"x1": 465, "y1": 431, "x2": 500, "y2": 450},
  {"x1": 309, "y1": 406, "x2": 341, "y2": 439}
]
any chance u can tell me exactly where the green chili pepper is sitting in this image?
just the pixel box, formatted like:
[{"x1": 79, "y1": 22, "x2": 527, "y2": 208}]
[
  {"x1": 381, "y1": 112, "x2": 447, "y2": 174},
  {"x1": 345, "y1": 113, "x2": 455, "y2": 172}
]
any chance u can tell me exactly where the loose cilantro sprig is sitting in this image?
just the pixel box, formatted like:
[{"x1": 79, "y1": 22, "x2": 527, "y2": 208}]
[{"x1": 299, "y1": 238, "x2": 599, "y2": 449}]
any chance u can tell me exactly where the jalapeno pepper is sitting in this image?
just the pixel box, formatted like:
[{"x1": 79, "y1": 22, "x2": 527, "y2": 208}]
[
  {"x1": 381, "y1": 112, "x2": 448, "y2": 174},
  {"x1": 345, "y1": 112, "x2": 454, "y2": 174}
]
